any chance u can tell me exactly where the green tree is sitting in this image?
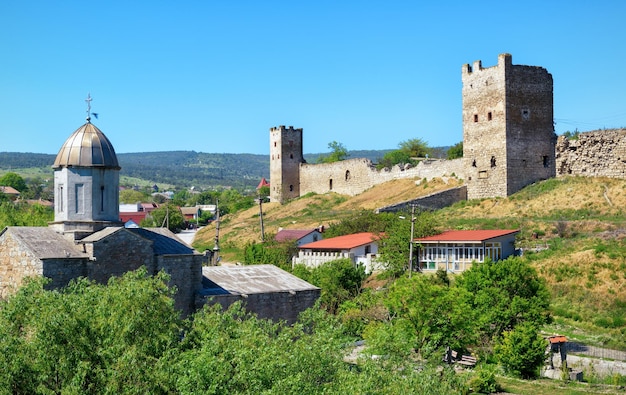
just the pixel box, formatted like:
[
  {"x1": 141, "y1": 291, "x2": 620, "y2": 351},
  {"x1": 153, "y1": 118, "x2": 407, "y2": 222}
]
[
  {"x1": 119, "y1": 188, "x2": 149, "y2": 204},
  {"x1": 0, "y1": 172, "x2": 27, "y2": 192},
  {"x1": 317, "y1": 141, "x2": 349, "y2": 164},
  {"x1": 456, "y1": 257, "x2": 551, "y2": 344},
  {"x1": 142, "y1": 203, "x2": 186, "y2": 232},
  {"x1": 447, "y1": 141, "x2": 463, "y2": 159},
  {"x1": 494, "y1": 322, "x2": 546, "y2": 378},
  {"x1": 376, "y1": 149, "x2": 413, "y2": 170},
  {"x1": 243, "y1": 239, "x2": 298, "y2": 271},
  {"x1": 398, "y1": 138, "x2": 431, "y2": 158},
  {"x1": 365, "y1": 275, "x2": 475, "y2": 358}
]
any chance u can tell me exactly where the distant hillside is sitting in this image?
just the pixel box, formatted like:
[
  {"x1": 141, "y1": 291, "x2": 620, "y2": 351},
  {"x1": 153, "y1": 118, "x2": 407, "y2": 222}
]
[{"x1": 0, "y1": 149, "x2": 401, "y2": 190}]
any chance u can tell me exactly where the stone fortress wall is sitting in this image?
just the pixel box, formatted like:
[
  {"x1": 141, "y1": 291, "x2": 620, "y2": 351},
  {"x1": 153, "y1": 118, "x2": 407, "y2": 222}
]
[
  {"x1": 270, "y1": 54, "x2": 624, "y2": 204},
  {"x1": 556, "y1": 129, "x2": 626, "y2": 178}
]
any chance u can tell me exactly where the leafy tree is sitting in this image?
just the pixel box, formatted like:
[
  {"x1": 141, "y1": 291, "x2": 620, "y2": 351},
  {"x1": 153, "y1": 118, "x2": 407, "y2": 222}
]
[
  {"x1": 0, "y1": 201, "x2": 53, "y2": 228},
  {"x1": 0, "y1": 172, "x2": 27, "y2": 192},
  {"x1": 257, "y1": 185, "x2": 270, "y2": 198},
  {"x1": 398, "y1": 138, "x2": 431, "y2": 158},
  {"x1": 0, "y1": 269, "x2": 181, "y2": 393},
  {"x1": 455, "y1": 257, "x2": 551, "y2": 344},
  {"x1": 494, "y1": 322, "x2": 546, "y2": 378},
  {"x1": 447, "y1": 141, "x2": 463, "y2": 159},
  {"x1": 365, "y1": 275, "x2": 475, "y2": 358},
  {"x1": 119, "y1": 188, "x2": 149, "y2": 204},
  {"x1": 324, "y1": 210, "x2": 395, "y2": 238},
  {"x1": 317, "y1": 141, "x2": 349, "y2": 164},
  {"x1": 294, "y1": 259, "x2": 366, "y2": 314},
  {"x1": 376, "y1": 149, "x2": 413, "y2": 170},
  {"x1": 243, "y1": 239, "x2": 298, "y2": 271},
  {"x1": 141, "y1": 203, "x2": 186, "y2": 232}
]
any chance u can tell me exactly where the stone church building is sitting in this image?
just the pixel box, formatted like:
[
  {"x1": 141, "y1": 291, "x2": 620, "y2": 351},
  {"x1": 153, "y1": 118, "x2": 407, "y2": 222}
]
[
  {"x1": 0, "y1": 115, "x2": 205, "y2": 315},
  {"x1": 0, "y1": 112, "x2": 320, "y2": 319}
]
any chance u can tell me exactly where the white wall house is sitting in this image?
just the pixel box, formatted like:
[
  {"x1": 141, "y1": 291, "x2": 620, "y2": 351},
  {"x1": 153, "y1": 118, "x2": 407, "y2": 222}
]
[
  {"x1": 293, "y1": 232, "x2": 383, "y2": 273},
  {"x1": 415, "y1": 229, "x2": 519, "y2": 273},
  {"x1": 275, "y1": 227, "x2": 324, "y2": 247}
]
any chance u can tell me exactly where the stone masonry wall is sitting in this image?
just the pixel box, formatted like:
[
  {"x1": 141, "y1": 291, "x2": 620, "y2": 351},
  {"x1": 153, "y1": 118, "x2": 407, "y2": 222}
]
[
  {"x1": 556, "y1": 129, "x2": 626, "y2": 178},
  {"x1": 299, "y1": 158, "x2": 464, "y2": 197},
  {"x1": 376, "y1": 185, "x2": 468, "y2": 213},
  {"x1": 157, "y1": 254, "x2": 204, "y2": 317},
  {"x1": 0, "y1": 231, "x2": 44, "y2": 298},
  {"x1": 200, "y1": 288, "x2": 321, "y2": 325}
]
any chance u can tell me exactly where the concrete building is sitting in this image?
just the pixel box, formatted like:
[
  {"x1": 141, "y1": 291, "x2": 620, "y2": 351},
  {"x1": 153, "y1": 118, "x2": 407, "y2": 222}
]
[{"x1": 293, "y1": 232, "x2": 383, "y2": 273}]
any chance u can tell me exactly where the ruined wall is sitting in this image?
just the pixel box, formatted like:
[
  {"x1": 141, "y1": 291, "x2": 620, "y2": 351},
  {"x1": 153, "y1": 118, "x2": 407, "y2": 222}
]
[
  {"x1": 556, "y1": 129, "x2": 626, "y2": 178},
  {"x1": 200, "y1": 288, "x2": 321, "y2": 325},
  {"x1": 299, "y1": 158, "x2": 464, "y2": 197}
]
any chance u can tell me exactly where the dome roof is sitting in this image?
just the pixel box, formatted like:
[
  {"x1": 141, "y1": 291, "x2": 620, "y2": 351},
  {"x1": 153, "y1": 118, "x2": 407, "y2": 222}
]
[{"x1": 53, "y1": 121, "x2": 120, "y2": 169}]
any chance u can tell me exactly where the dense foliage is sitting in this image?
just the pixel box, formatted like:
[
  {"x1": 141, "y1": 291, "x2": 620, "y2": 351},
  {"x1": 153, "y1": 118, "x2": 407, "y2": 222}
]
[
  {"x1": 446, "y1": 141, "x2": 463, "y2": 159},
  {"x1": 316, "y1": 141, "x2": 349, "y2": 164},
  {"x1": 376, "y1": 138, "x2": 431, "y2": 170},
  {"x1": 0, "y1": 270, "x2": 472, "y2": 394},
  {"x1": 0, "y1": 201, "x2": 53, "y2": 228}
]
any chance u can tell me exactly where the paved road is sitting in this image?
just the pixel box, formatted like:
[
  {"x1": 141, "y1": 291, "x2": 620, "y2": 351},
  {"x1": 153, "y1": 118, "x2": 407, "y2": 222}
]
[{"x1": 176, "y1": 229, "x2": 197, "y2": 247}]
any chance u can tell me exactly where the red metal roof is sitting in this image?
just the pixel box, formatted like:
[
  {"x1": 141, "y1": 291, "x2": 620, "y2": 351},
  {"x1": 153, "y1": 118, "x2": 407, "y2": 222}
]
[
  {"x1": 275, "y1": 229, "x2": 317, "y2": 242},
  {"x1": 549, "y1": 336, "x2": 567, "y2": 344},
  {"x1": 257, "y1": 177, "x2": 270, "y2": 189},
  {"x1": 299, "y1": 232, "x2": 380, "y2": 250},
  {"x1": 415, "y1": 229, "x2": 519, "y2": 243},
  {"x1": 119, "y1": 212, "x2": 148, "y2": 224}
]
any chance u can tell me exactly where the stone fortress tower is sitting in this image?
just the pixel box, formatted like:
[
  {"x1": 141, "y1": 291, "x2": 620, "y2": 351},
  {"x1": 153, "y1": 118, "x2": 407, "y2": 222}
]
[
  {"x1": 462, "y1": 53, "x2": 555, "y2": 199},
  {"x1": 49, "y1": 112, "x2": 122, "y2": 239},
  {"x1": 269, "y1": 125, "x2": 305, "y2": 203}
]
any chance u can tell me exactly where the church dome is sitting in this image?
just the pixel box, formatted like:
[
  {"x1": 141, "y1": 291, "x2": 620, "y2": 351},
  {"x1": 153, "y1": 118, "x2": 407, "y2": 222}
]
[{"x1": 53, "y1": 121, "x2": 120, "y2": 169}]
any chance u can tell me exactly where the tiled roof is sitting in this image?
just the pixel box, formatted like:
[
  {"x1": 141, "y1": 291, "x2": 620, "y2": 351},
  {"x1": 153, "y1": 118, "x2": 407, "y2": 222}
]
[
  {"x1": 275, "y1": 229, "x2": 316, "y2": 242},
  {"x1": 415, "y1": 229, "x2": 519, "y2": 243},
  {"x1": 299, "y1": 232, "x2": 380, "y2": 250},
  {"x1": 0, "y1": 186, "x2": 20, "y2": 195},
  {"x1": 256, "y1": 177, "x2": 270, "y2": 189}
]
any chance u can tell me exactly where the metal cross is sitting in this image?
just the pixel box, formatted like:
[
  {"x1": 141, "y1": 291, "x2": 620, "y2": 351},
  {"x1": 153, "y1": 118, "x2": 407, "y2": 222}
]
[{"x1": 85, "y1": 93, "x2": 92, "y2": 120}]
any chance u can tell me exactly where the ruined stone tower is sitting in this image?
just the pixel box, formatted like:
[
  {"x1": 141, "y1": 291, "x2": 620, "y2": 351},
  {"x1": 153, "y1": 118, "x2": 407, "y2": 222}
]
[
  {"x1": 462, "y1": 53, "x2": 555, "y2": 199},
  {"x1": 269, "y1": 125, "x2": 305, "y2": 203}
]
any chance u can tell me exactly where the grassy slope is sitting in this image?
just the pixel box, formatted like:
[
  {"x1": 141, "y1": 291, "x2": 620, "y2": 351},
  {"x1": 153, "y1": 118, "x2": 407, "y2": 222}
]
[{"x1": 194, "y1": 175, "x2": 626, "y2": 349}]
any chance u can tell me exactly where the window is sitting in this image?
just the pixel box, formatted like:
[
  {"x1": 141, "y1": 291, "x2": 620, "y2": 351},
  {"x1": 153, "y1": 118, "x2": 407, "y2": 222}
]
[
  {"x1": 290, "y1": 153, "x2": 293, "y2": 159},
  {"x1": 472, "y1": 159, "x2": 477, "y2": 167},
  {"x1": 522, "y1": 109, "x2": 530, "y2": 120},
  {"x1": 75, "y1": 184, "x2": 84, "y2": 214},
  {"x1": 488, "y1": 112, "x2": 492, "y2": 121},
  {"x1": 479, "y1": 170, "x2": 488, "y2": 179},
  {"x1": 58, "y1": 185, "x2": 64, "y2": 213},
  {"x1": 491, "y1": 156, "x2": 496, "y2": 168},
  {"x1": 543, "y1": 156, "x2": 549, "y2": 168},
  {"x1": 289, "y1": 185, "x2": 293, "y2": 192},
  {"x1": 100, "y1": 185, "x2": 105, "y2": 212},
  {"x1": 345, "y1": 170, "x2": 351, "y2": 181},
  {"x1": 474, "y1": 114, "x2": 478, "y2": 123},
  {"x1": 329, "y1": 179, "x2": 333, "y2": 190},
  {"x1": 274, "y1": 142, "x2": 277, "y2": 147}
]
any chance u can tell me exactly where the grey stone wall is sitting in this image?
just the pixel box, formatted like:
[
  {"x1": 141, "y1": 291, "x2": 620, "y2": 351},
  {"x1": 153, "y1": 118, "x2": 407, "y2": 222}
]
[
  {"x1": 157, "y1": 254, "x2": 204, "y2": 317},
  {"x1": 89, "y1": 230, "x2": 153, "y2": 283},
  {"x1": 462, "y1": 53, "x2": 554, "y2": 199},
  {"x1": 299, "y1": 158, "x2": 464, "y2": 197},
  {"x1": 270, "y1": 126, "x2": 304, "y2": 203},
  {"x1": 0, "y1": 231, "x2": 44, "y2": 298},
  {"x1": 200, "y1": 288, "x2": 321, "y2": 325},
  {"x1": 376, "y1": 186, "x2": 467, "y2": 213},
  {"x1": 556, "y1": 129, "x2": 626, "y2": 178}
]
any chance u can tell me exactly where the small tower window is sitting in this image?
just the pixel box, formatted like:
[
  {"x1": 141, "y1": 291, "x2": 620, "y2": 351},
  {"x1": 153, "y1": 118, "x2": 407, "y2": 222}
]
[
  {"x1": 474, "y1": 114, "x2": 478, "y2": 123},
  {"x1": 543, "y1": 156, "x2": 549, "y2": 168},
  {"x1": 329, "y1": 179, "x2": 333, "y2": 190},
  {"x1": 522, "y1": 109, "x2": 530, "y2": 120},
  {"x1": 100, "y1": 185, "x2": 105, "y2": 212},
  {"x1": 274, "y1": 142, "x2": 276, "y2": 147},
  {"x1": 345, "y1": 170, "x2": 351, "y2": 181},
  {"x1": 488, "y1": 112, "x2": 492, "y2": 121},
  {"x1": 289, "y1": 185, "x2": 293, "y2": 192},
  {"x1": 290, "y1": 153, "x2": 293, "y2": 159},
  {"x1": 490, "y1": 156, "x2": 496, "y2": 168},
  {"x1": 472, "y1": 159, "x2": 477, "y2": 167}
]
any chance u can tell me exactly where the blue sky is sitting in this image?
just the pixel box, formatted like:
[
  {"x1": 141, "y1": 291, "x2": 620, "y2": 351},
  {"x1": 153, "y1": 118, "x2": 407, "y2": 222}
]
[{"x1": 1, "y1": 1, "x2": 625, "y2": 155}]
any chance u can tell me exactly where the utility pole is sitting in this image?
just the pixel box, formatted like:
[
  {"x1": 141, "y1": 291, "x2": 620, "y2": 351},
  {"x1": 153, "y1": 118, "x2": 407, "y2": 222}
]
[
  {"x1": 213, "y1": 199, "x2": 220, "y2": 265},
  {"x1": 258, "y1": 194, "x2": 265, "y2": 242},
  {"x1": 409, "y1": 204, "x2": 415, "y2": 277}
]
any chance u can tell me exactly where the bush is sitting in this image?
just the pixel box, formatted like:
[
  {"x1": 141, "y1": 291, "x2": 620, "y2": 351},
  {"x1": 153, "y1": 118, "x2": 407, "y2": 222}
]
[{"x1": 494, "y1": 322, "x2": 546, "y2": 378}]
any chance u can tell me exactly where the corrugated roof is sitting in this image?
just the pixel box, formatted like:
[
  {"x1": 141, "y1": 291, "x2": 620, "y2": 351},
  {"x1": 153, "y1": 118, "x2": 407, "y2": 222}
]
[
  {"x1": 201, "y1": 264, "x2": 319, "y2": 295},
  {"x1": 2, "y1": 227, "x2": 87, "y2": 259},
  {"x1": 299, "y1": 232, "x2": 380, "y2": 250},
  {"x1": 415, "y1": 229, "x2": 519, "y2": 243},
  {"x1": 52, "y1": 122, "x2": 120, "y2": 169}
]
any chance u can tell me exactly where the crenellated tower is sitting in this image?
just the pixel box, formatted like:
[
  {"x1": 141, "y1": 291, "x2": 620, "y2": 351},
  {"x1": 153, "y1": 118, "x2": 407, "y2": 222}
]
[
  {"x1": 462, "y1": 53, "x2": 555, "y2": 199},
  {"x1": 269, "y1": 125, "x2": 305, "y2": 203}
]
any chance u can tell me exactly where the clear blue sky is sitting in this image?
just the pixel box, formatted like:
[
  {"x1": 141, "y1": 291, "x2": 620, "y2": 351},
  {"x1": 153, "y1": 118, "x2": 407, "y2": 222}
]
[{"x1": 1, "y1": 1, "x2": 625, "y2": 155}]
